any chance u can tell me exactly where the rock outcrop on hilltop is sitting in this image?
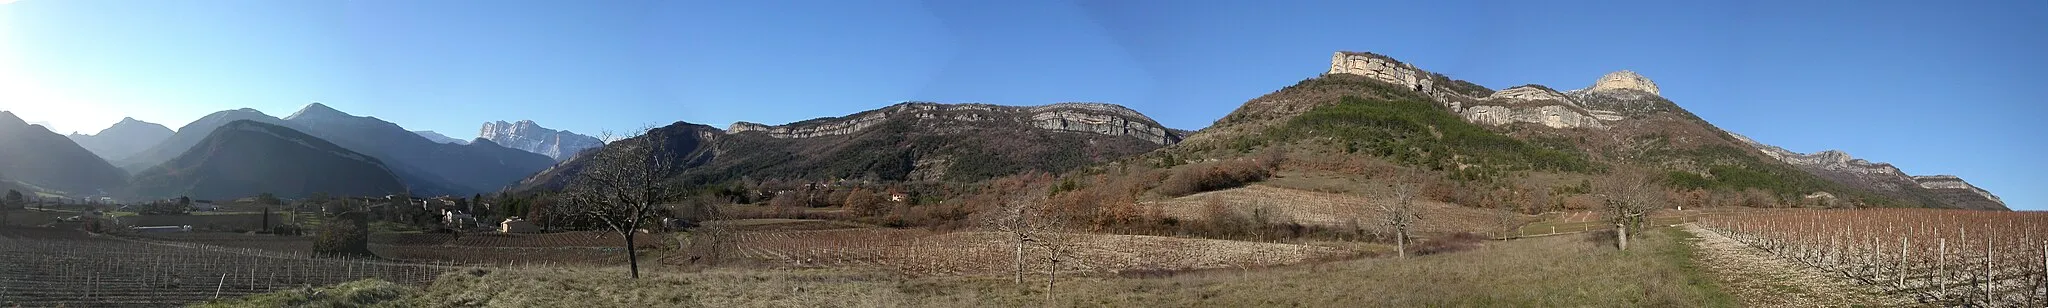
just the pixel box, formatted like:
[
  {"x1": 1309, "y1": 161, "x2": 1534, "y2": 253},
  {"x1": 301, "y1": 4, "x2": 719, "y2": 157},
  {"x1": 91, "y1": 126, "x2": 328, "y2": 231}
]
[
  {"x1": 479, "y1": 120, "x2": 602, "y2": 161},
  {"x1": 1587, "y1": 70, "x2": 1660, "y2": 96},
  {"x1": 727, "y1": 102, "x2": 1182, "y2": 146},
  {"x1": 1911, "y1": 175, "x2": 2006, "y2": 211}
]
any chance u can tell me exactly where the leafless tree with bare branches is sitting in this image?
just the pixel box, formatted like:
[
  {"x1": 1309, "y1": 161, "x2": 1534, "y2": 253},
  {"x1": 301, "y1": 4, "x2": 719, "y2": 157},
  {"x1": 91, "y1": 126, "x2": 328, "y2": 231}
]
[
  {"x1": 982, "y1": 183, "x2": 1052, "y2": 285},
  {"x1": 1379, "y1": 180, "x2": 1420, "y2": 259},
  {"x1": 561, "y1": 126, "x2": 686, "y2": 279},
  {"x1": 1601, "y1": 171, "x2": 1665, "y2": 251}
]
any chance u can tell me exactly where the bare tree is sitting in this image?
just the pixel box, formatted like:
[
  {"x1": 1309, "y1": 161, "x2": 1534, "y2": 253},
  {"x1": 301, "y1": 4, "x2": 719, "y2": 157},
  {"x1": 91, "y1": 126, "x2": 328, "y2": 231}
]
[
  {"x1": 561, "y1": 126, "x2": 686, "y2": 279},
  {"x1": 982, "y1": 180, "x2": 1052, "y2": 285},
  {"x1": 1036, "y1": 204, "x2": 1076, "y2": 303},
  {"x1": 1601, "y1": 171, "x2": 1665, "y2": 251},
  {"x1": 1378, "y1": 180, "x2": 1420, "y2": 259}
]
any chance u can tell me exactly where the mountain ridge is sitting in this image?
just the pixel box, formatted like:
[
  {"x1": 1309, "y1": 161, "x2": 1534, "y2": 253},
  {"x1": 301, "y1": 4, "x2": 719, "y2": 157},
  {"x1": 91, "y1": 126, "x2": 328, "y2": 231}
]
[
  {"x1": 127, "y1": 120, "x2": 407, "y2": 200},
  {"x1": 67, "y1": 117, "x2": 175, "y2": 162},
  {"x1": 0, "y1": 111, "x2": 129, "y2": 195}
]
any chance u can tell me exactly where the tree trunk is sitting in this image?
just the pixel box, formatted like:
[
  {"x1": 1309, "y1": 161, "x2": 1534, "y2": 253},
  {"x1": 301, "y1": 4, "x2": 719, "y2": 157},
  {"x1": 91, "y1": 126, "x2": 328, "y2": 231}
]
[
  {"x1": 1396, "y1": 229, "x2": 1407, "y2": 259},
  {"x1": 1013, "y1": 235, "x2": 1025, "y2": 285},
  {"x1": 1616, "y1": 223, "x2": 1629, "y2": 250},
  {"x1": 1046, "y1": 248, "x2": 1057, "y2": 302},
  {"x1": 626, "y1": 231, "x2": 641, "y2": 279}
]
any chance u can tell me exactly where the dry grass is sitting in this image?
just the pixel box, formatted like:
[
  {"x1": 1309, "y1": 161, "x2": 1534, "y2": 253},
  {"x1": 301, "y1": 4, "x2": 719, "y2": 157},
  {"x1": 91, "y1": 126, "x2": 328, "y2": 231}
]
[
  {"x1": 727, "y1": 228, "x2": 1352, "y2": 276},
  {"x1": 1148, "y1": 184, "x2": 1513, "y2": 237},
  {"x1": 221, "y1": 225, "x2": 1730, "y2": 307}
]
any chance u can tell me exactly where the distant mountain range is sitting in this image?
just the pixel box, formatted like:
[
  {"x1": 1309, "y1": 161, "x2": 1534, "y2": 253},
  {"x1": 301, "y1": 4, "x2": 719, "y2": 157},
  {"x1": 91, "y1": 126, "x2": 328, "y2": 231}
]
[
  {"x1": 110, "y1": 104, "x2": 553, "y2": 198},
  {"x1": 278, "y1": 103, "x2": 555, "y2": 196},
  {"x1": 67, "y1": 117, "x2": 174, "y2": 162},
  {"x1": 512, "y1": 102, "x2": 1183, "y2": 192},
  {"x1": 127, "y1": 120, "x2": 407, "y2": 200},
  {"x1": 413, "y1": 130, "x2": 470, "y2": 145},
  {"x1": 1728, "y1": 134, "x2": 2005, "y2": 210},
  {"x1": 0, "y1": 111, "x2": 128, "y2": 195},
  {"x1": 479, "y1": 120, "x2": 602, "y2": 161}
]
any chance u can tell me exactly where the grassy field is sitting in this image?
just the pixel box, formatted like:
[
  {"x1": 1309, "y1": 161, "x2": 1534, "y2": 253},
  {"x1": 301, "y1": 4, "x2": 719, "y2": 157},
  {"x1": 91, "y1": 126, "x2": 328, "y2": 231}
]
[{"x1": 199, "y1": 225, "x2": 1732, "y2": 307}]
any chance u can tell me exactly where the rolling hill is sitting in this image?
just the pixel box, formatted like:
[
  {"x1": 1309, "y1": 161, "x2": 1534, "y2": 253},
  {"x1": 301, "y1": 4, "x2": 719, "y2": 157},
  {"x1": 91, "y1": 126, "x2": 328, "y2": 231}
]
[
  {"x1": 0, "y1": 111, "x2": 128, "y2": 195},
  {"x1": 126, "y1": 120, "x2": 407, "y2": 200}
]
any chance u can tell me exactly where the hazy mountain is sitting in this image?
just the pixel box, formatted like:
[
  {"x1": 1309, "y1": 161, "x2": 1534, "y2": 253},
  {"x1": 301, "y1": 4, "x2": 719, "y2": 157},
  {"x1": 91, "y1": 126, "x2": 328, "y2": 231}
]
[
  {"x1": 67, "y1": 117, "x2": 175, "y2": 162},
  {"x1": 511, "y1": 102, "x2": 1181, "y2": 192},
  {"x1": 1728, "y1": 133, "x2": 2005, "y2": 210},
  {"x1": 413, "y1": 130, "x2": 470, "y2": 145},
  {"x1": 118, "y1": 108, "x2": 299, "y2": 173},
  {"x1": 282, "y1": 103, "x2": 555, "y2": 195},
  {"x1": 479, "y1": 120, "x2": 602, "y2": 161},
  {"x1": 127, "y1": 120, "x2": 406, "y2": 200},
  {"x1": 0, "y1": 111, "x2": 128, "y2": 195}
]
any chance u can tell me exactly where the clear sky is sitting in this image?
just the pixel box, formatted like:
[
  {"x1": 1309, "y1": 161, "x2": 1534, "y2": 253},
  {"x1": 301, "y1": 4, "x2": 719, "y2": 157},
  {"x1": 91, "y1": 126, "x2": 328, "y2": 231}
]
[{"x1": 1, "y1": 1, "x2": 2041, "y2": 210}]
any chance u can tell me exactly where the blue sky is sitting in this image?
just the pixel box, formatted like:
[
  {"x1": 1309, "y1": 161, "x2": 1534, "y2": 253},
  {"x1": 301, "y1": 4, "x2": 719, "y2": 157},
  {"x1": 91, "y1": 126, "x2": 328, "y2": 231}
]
[{"x1": 0, "y1": 1, "x2": 2041, "y2": 210}]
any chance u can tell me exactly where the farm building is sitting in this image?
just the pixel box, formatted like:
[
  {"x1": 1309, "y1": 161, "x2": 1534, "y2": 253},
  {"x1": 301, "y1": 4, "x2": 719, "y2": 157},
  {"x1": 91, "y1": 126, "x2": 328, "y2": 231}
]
[{"x1": 500, "y1": 217, "x2": 538, "y2": 233}]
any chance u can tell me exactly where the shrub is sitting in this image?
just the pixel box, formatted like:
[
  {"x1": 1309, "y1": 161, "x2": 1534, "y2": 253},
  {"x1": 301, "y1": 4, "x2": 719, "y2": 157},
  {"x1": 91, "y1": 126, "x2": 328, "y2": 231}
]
[
  {"x1": 315, "y1": 211, "x2": 373, "y2": 258},
  {"x1": 1157, "y1": 159, "x2": 1274, "y2": 197},
  {"x1": 1263, "y1": 95, "x2": 1601, "y2": 182}
]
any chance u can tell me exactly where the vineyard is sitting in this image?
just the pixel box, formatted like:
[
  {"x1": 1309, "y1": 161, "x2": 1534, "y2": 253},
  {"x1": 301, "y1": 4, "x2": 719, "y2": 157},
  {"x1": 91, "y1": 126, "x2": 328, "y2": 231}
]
[
  {"x1": 726, "y1": 228, "x2": 1352, "y2": 276},
  {"x1": 1698, "y1": 209, "x2": 2048, "y2": 306},
  {"x1": 1152, "y1": 185, "x2": 1513, "y2": 235},
  {"x1": 0, "y1": 227, "x2": 456, "y2": 308}
]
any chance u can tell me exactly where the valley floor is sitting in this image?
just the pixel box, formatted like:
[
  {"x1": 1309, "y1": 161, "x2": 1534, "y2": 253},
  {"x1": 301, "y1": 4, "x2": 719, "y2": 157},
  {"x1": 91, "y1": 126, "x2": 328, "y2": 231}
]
[{"x1": 200, "y1": 225, "x2": 1739, "y2": 307}]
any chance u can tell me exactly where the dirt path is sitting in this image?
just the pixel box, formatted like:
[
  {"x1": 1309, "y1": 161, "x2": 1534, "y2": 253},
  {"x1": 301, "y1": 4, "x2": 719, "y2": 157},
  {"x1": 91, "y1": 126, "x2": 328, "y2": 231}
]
[{"x1": 1681, "y1": 224, "x2": 1912, "y2": 307}]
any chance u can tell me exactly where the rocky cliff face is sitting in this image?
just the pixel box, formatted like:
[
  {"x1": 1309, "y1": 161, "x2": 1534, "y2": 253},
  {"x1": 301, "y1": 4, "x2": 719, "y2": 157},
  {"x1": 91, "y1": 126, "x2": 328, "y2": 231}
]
[
  {"x1": 1328, "y1": 52, "x2": 1440, "y2": 94},
  {"x1": 479, "y1": 120, "x2": 603, "y2": 161},
  {"x1": 1326, "y1": 51, "x2": 1640, "y2": 130},
  {"x1": 1911, "y1": 175, "x2": 2006, "y2": 210},
  {"x1": 1588, "y1": 70, "x2": 1660, "y2": 96},
  {"x1": 1460, "y1": 86, "x2": 1608, "y2": 129},
  {"x1": 727, "y1": 102, "x2": 1182, "y2": 145}
]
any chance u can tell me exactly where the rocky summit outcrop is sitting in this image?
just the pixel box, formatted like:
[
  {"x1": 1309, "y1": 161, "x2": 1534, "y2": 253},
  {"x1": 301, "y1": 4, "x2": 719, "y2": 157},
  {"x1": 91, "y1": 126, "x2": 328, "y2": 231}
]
[
  {"x1": 1588, "y1": 70, "x2": 1660, "y2": 96},
  {"x1": 479, "y1": 120, "x2": 601, "y2": 161},
  {"x1": 727, "y1": 102, "x2": 1182, "y2": 145},
  {"x1": 1911, "y1": 175, "x2": 2007, "y2": 211}
]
